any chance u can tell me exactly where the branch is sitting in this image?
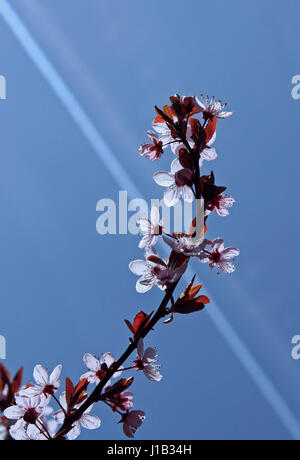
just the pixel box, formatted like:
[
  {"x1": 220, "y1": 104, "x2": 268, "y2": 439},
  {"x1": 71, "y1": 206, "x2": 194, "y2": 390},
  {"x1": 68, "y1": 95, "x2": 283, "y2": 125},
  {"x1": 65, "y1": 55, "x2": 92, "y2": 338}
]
[{"x1": 54, "y1": 279, "x2": 181, "y2": 439}]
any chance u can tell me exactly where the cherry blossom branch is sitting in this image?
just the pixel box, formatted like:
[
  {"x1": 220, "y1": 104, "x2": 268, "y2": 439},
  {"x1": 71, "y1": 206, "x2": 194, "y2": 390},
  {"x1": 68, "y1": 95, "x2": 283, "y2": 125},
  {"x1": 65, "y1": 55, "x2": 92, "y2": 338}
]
[
  {"x1": 54, "y1": 280, "x2": 180, "y2": 439},
  {"x1": 54, "y1": 107, "x2": 206, "y2": 437},
  {"x1": 0, "y1": 93, "x2": 239, "y2": 441}
]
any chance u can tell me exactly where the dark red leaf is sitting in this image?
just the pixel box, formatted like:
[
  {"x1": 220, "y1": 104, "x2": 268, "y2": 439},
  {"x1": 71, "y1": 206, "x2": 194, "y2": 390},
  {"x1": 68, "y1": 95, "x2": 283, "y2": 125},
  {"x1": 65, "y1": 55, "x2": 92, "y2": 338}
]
[
  {"x1": 205, "y1": 118, "x2": 218, "y2": 143},
  {"x1": 125, "y1": 311, "x2": 154, "y2": 338},
  {"x1": 65, "y1": 378, "x2": 74, "y2": 411},
  {"x1": 11, "y1": 367, "x2": 23, "y2": 394},
  {"x1": 124, "y1": 319, "x2": 135, "y2": 334}
]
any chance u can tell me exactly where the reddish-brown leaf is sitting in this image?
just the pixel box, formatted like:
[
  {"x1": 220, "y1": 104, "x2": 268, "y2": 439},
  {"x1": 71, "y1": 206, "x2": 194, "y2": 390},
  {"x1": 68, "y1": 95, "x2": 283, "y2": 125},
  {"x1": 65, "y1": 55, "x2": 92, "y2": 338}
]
[
  {"x1": 154, "y1": 105, "x2": 174, "y2": 125},
  {"x1": 172, "y1": 278, "x2": 210, "y2": 315},
  {"x1": 174, "y1": 301, "x2": 207, "y2": 314},
  {"x1": 102, "y1": 377, "x2": 134, "y2": 399},
  {"x1": 205, "y1": 117, "x2": 218, "y2": 143},
  {"x1": 189, "y1": 118, "x2": 202, "y2": 136},
  {"x1": 65, "y1": 378, "x2": 74, "y2": 411},
  {"x1": 178, "y1": 149, "x2": 193, "y2": 169},
  {"x1": 188, "y1": 284, "x2": 203, "y2": 299},
  {"x1": 125, "y1": 311, "x2": 154, "y2": 338},
  {"x1": 163, "y1": 105, "x2": 174, "y2": 121},
  {"x1": 72, "y1": 379, "x2": 88, "y2": 406},
  {"x1": 124, "y1": 319, "x2": 135, "y2": 334},
  {"x1": 195, "y1": 295, "x2": 210, "y2": 305},
  {"x1": 0, "y1": 364, "x2": 11, "y2": 385},
  {"x1": 11, "y1": 367, "x2": 23, "y2": 394},
  {"x1": 153, "y1": 104, "x2": 175, "y2": 123}
]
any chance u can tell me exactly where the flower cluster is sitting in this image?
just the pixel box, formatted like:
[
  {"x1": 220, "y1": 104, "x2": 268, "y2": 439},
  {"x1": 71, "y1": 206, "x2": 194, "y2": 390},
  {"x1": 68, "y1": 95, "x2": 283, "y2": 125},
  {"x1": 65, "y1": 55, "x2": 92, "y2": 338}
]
[
  {"x1": 133, "y1": 94, "x2": 239, "y2": 279},
  {"x1": 1, "y1": 353, "x2": 149, "y2": 440},
  {"x1": 0, "y1": 92, "x2": 239, "y2": 440}
]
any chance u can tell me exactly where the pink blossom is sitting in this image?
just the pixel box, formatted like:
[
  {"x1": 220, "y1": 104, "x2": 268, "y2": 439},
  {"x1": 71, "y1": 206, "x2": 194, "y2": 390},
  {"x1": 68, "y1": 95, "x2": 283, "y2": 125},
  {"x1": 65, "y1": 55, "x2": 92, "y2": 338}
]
[
  {"x1": 108, "y1": 391, "x2": 134, "y2": 412},
  {"x1": 199, "y1": 132, "x2": 218, "y2": 166},
  {"x1": 20, "y1": 364, "x2": 62, "y2": 398},
  {"x1": 172, "y1": 132, "x2": 217, "y2": 168},
  {"x1": 139, "y1": 131, "x2": 165, "y2": 161},
  {"x1": 152, "y1": 120, "x2": 193, "y2": 147},
  {"x1": 81, "y1": 353, "x2": 122, "y2": 385},
  {"x1": 163, "y1": 235, "x2": 207, "y2": 258},
  {"x1": 138, "y1": 205, "x2": 163, "y2": 249},
  {"x1": 4, "y1": 394, "x2": 48, "y2": 430},
  {"x1": 129, "y1": 247, "x2": 186, "y2": 293},
  {"x1": 134, "y1": 339, "x2": 162, "y2": 382},
  {"x1": 199, "y1": 238, "x2": 240, "y2": 273},
  {"x1": 121, "y1": 410, "x2": 146, "y2": 438},
  {"x1": 205, "y1": 194, "x2": 235, "y2": 217},
  {"x1": 153, "y1": 159, "x2": 194, "y2": 207},
  {"x1": 152, "y1": 122, "x2": 177, "y2": 145},
  {"x1": 194, "y1": 95, "x2": 233, "y2": 120}
]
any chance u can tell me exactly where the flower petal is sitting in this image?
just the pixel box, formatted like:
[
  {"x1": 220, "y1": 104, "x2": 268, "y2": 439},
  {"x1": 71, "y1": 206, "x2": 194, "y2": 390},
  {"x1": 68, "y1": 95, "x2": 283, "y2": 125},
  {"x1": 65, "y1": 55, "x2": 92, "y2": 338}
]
[
  {"x1": 170, "y1": 158, "x2": 183, "y2": 174},
  {"x1": 138, "y1": 218, "x2": 151, "y2": 234},
  {"x1": 53, "y1": 409, "x2": 65, "y2": 424},
  {"x1": 80, "y1": 371, "x2": 98, "y2": 384},
  {"x1": 215, "y1": 207, "x2": 229, "y2": 217},
  {"x1": 164, "y1": 185, "x2": 179, "y2": 207},
  {"x1": 80, "y1": 414, "x2": 101, "y2": 430},
  {"x1": 101, "y1": 353, "x2": 115, "y2": 368},
  {"x1": 217, "y1": 111, "x2": 233, "y2": 119},
  {"x1": 83, "y1": 354, "x2": 100, "y2": 372},
  {"x1": 136, "y1": 279, "x2": 153, "y2": 293},
  {"x1": 219, "y1": 260, "x2": 235, "y2": 273},
  {"x1": 221, "y1": 248, "x2": 240, "y2": 259},
  {"x1": 201, "y1": 147, "x2": 217, "y2": 162},
  {"x1": 194, "y1": 96, "x2": 206, "y2": 112},
  {"x1": 143, "y1": 347, "x2": 157, "y2": 363},
  {"x1": 50, "y1": 365, "x2": 62, "y2": 385},
  {"x1": 181, "y1": 186, "x2": 194, "y2": 203},
  {"x1": 153, "y1": 171, "x2": 175, "y2": 187},
  {"x1": 137, "y1": 339, "x2": 144, "y2": 359},
  {"x1": 144, "y1": 365, "x2": 163, "y2": 382},
  {"x1": 199, "y1": 254, "x2": 210, "y2": 263},
  {"x1": 129, "y1": 260, "x2": 148, "y2": 276},
  {"x1": 33, "y1": 365, "x2": 49, "y2": 386},
  {"x1": 4, "y1": 405, "x2": 24, "y2": 420},
  {"x1": 139, "y1": 235, "x2": 154, "y2": 249},
  {"x1": 67, "y1": 421, "x2": 81, "y2": 440},
  {"x1": 211, "y1": 238, "x2": 225, "y2": 252}
]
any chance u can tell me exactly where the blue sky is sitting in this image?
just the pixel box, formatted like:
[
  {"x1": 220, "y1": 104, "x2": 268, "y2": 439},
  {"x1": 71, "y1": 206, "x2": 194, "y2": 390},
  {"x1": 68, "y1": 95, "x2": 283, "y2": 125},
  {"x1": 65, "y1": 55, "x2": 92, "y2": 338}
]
[{"x1": 0, "y1": 0, "x2": 299, "y2": 440}]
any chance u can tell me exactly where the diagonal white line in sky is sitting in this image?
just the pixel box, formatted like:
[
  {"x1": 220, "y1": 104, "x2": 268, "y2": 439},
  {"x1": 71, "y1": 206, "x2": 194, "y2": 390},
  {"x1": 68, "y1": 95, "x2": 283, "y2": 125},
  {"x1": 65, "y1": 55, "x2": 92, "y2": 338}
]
[{"x1": 1, "y1": 0, "x2": 299, "y2": 440}]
